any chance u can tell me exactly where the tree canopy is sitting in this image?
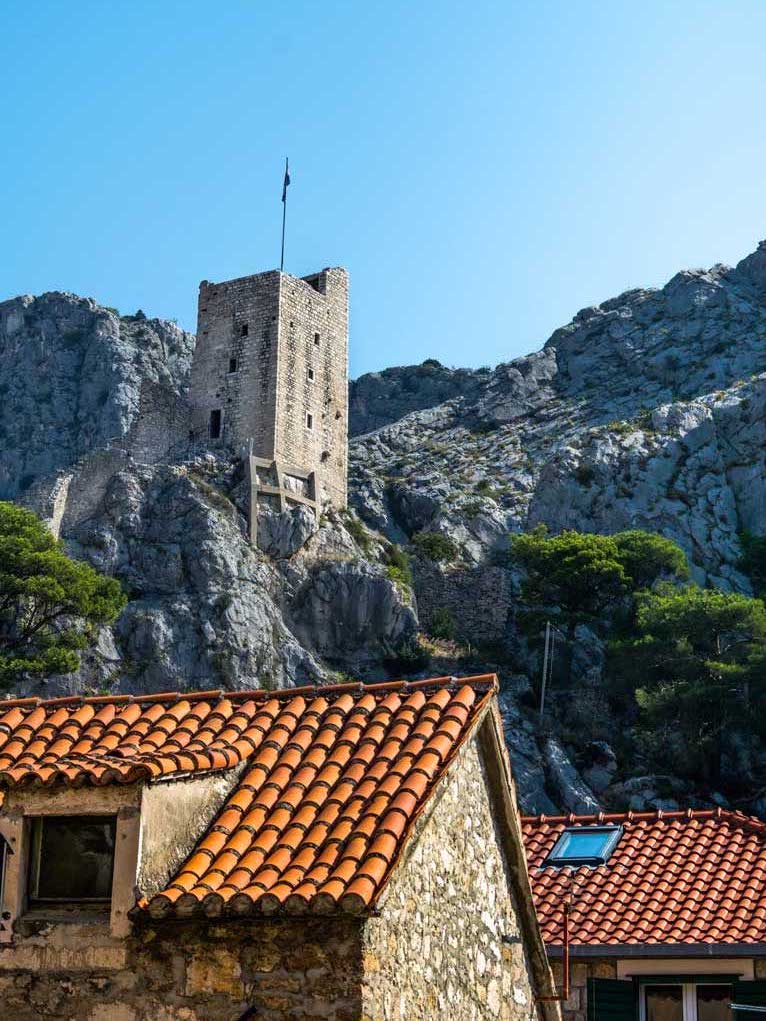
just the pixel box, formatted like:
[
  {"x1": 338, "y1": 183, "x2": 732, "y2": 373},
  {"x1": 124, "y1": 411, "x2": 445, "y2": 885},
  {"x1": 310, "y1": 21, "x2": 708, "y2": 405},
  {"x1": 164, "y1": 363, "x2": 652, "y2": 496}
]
[
  {"x1": 611, "y1": 584, "x2": 766, "y2": 783},
  {"x1": 509, "y1": 525, "x2": 688, "y2": 620},
  {"x1": 0, "y1": 502, "x2": 125, "y2": 686}
]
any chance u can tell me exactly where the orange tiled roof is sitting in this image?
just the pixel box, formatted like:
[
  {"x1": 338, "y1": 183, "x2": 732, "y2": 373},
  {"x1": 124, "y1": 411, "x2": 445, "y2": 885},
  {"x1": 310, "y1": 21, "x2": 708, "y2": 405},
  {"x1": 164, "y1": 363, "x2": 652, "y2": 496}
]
[
  {"x1": 522, "y1": 810, "x2": 766, "y2": 946},
  {"x1": 0, "y1": 675, "x2": 497, "y2": 915}
]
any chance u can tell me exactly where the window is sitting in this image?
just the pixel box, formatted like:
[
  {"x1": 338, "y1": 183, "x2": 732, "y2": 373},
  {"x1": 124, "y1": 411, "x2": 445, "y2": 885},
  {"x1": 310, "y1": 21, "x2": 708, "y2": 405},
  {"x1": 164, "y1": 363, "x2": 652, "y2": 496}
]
[
  {"x1": 544, "y1": 825, "x2": 622, "y2": 867},
  {"x1": 228, "y1": 358, "x2": 238, "y2": 373},
  {"x1": 307, "y1": 367, "x2": 315, "y2": 382},
  {"x1": 642, "y1": 984, "x2": 731, "y2": 1021},
  {"x1": 209, "y1": 409, "x2": 222, "y2": 439},
  {"x1": 306, "y1": 413, "x2": 313, "y2": 430},
  {"x1": 313, "y1": 332, "x2": 320, "y2": 346},
  {"x1": 28, "y1": 816, "x2": 116, "y2": 905},
  {"x1": 240, "y1": 323, "x2": 249, "y2": 337}
]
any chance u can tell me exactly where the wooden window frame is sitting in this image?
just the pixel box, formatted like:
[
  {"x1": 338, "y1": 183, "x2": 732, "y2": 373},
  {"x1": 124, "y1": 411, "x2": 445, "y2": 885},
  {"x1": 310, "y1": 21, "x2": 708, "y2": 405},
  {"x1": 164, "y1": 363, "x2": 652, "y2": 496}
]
[{"x1": 28, "y1": 815, "x2": 117, "y2": 907}]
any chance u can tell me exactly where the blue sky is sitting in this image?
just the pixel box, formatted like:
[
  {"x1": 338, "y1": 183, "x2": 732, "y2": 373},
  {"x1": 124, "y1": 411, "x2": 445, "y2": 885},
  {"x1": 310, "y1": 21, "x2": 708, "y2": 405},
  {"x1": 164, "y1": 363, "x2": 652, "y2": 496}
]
[{"x1": 2, "y1": 1, "x2": 766, "y2": 377}]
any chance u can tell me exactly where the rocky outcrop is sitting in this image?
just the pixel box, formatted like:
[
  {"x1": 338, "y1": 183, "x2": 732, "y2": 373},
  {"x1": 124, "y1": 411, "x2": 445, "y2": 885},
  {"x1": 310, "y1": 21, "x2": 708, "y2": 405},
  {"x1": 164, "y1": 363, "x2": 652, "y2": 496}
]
[
  {"x1": 349, "y1": 360, "x2": 490, "y2": 436},
  {"x1": 5, "y1": 240, "x2": 766, "y2": 813},
  {"x1": 0, "y1": 294, "x2": 194, "y2": 498}
]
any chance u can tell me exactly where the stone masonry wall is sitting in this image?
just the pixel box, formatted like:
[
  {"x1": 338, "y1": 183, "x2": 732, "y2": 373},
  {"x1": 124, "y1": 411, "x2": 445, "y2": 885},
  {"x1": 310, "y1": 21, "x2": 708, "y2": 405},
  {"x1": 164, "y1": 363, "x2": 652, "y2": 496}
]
[
  {"x1": 360, "y1": 728, "x2": 540, "y2": 1021},
  {"x1": 189, "y1": 271, "x2": 281, "y2": 457},
  {"x1": 414, "y1": 560, "x2": 516, "y2": 646},
  {"x1": 551, "y1": 958, "x2": 618, "y2": 1021},
  {"x1": 188, "y1": 268, "x2": 348, "y2": 510},
  {"x1": 276, "y1": 269, "x2": 348, "y2": 509},
  {"x1": 0, "y1": 917, "x2": 363, "y2": 1020}
]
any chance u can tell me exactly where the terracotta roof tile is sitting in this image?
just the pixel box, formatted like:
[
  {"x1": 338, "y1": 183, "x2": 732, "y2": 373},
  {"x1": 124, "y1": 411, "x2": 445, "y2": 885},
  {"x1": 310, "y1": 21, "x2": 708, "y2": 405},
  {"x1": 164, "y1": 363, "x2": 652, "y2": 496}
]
[
  {"x1": 522, "y1": 809, "x2": 766, "y2": 947},
  {"x1": 0, "y1": 674, "x2": 495, "y2": 915}
]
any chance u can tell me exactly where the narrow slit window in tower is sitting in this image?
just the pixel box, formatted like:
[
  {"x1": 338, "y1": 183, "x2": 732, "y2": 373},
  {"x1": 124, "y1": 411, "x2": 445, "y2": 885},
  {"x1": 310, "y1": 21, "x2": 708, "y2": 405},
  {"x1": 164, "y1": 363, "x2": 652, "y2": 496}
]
[
  {"x1": 229, "y1": 358, "x2": 238, "y2": 373},
  {"x1": 209, "y1": 409, "x2": 222, "y2": 439},
  {"x1": 240, "y1": 323, "x2": 249, "y2": 337},
  {"x1": 314, "y1": 332, "x2": 320, "y2": 346},
  {"x1": 307, "y1": 367, "x2": 315, "y2": 382},
  {"x1": 306, "y1": 413, "x2": 313, "y2": 430}
]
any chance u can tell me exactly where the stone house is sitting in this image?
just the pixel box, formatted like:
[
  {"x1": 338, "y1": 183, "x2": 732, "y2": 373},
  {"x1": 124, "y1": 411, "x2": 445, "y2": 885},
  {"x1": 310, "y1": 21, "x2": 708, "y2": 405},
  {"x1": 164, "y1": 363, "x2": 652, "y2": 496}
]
[
  {"x1": 522, "y1": 810, "x2": 766, "y2": 1021},
  {"x1": 0, "y1": 674, "x2": 558, "y2": 1020}
]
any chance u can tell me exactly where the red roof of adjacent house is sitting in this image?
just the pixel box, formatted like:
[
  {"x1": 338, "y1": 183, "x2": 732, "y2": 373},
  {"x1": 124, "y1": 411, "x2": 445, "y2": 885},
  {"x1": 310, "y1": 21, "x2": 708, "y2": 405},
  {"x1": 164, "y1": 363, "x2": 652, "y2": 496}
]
[
  {"x1": 522, "y1": 810, "x2": 766, "y2": 947},
  {"x1": 0, "y1": 675, "x2": 497, "y2": 915}
]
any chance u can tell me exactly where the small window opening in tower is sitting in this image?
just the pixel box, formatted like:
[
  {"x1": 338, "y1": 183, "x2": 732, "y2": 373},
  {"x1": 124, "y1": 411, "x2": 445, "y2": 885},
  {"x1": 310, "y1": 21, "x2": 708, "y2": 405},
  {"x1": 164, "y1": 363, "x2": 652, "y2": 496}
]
[
  {"x1": 306, "y1": 413, "x2": 313, "y2": 430},
  {"x1": 307, "y1": 367, "x2": 315, "y2": 382},
  {"x1": 209, "y1": 409, "x2": 222, "y2": 440},
  {"x1": 229, "y1": 358, "x2": 238, "y2": 373},
  {"x1": 314, "y1": 332, "x2": 320, "y2": 346},
  {"x1": 240, "y1": 323, "x2": 249, "y2": 337}
]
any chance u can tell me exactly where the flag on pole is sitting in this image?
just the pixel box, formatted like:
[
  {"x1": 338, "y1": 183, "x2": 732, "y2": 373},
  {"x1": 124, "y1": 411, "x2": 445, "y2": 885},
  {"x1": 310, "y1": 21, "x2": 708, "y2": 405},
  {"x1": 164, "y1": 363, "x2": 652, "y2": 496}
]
[{"x1": 282, "y1": 158, "x2": 290, "y2": 203}]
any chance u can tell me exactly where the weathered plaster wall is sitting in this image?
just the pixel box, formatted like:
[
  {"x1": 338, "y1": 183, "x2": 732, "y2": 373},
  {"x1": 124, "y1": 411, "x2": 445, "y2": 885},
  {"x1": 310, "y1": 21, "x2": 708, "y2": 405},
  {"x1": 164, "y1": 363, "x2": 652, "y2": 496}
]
[
  {"x1": 0, "y1": 917, "x2": 364, "y2": 1020},
  {"x1": 137, "y1": 769, "x2": 243, "y2": 898},
  {"x1": 361, "y1": 726, "x2": 541, "y2": 1020}
]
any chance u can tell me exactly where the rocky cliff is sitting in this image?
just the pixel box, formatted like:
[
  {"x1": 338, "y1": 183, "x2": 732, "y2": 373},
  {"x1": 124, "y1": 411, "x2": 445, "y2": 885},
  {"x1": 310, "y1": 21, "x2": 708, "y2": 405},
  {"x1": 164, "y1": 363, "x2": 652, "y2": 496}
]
[{"x1": 3, "y1": 242, "x2": 766, "y2": 815}]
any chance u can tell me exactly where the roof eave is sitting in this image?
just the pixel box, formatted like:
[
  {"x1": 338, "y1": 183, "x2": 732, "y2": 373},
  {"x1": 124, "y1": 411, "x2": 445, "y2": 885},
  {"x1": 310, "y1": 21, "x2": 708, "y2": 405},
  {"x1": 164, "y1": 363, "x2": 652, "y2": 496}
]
[{"x1": 546, "y1": 942, "x2": 766, "y2": 959}]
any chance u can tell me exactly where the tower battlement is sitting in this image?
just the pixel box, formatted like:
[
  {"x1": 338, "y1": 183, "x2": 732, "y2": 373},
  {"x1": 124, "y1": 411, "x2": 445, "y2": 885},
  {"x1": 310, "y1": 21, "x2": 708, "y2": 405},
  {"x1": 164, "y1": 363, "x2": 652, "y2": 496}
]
[{"x1": 188, "y1": 267, "x2": 348, "y2": 515}]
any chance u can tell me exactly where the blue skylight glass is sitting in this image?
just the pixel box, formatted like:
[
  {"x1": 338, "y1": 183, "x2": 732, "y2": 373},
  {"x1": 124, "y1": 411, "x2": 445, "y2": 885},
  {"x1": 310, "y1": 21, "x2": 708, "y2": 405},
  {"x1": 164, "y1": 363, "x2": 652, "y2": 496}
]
[{"x1": 544, "y1": 826, "x2": 622, "y2": 867}]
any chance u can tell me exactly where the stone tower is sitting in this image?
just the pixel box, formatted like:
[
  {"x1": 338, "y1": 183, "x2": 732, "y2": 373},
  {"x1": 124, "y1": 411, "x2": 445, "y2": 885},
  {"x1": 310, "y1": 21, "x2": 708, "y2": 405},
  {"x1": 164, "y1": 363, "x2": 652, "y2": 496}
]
[{"x1": 188, "y1": 267, "x2": 348, "y2": 515}]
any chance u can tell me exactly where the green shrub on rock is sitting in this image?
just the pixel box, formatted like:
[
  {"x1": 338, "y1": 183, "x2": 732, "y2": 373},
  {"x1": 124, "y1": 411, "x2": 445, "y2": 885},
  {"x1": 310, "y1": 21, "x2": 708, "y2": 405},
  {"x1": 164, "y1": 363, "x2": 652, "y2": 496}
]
[{"x1": 410, "y1": 531, "x2": 458, "y2": 563}]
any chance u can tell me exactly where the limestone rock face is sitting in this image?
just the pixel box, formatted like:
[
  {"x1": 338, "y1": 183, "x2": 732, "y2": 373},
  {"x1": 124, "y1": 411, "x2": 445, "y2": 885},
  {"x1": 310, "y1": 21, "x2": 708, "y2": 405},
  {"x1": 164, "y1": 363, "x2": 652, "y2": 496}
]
[
  {"x1": 5, "y1": 240, "x2": 766, "y2": 813},
  {"x1": 256, "y1": 505, "x2": 318, "y2": 559},
  {"x1": 290, "y1": 560, "x2": 417, "y2": 665},
  {"x1": 349, "y1": 360, "x2": 489, "y2": 436},
  {"x1": 0, "y1": 294, "x2": 194, "y2": 498},
  {"x1": 350, "y1": 243, "x2": 766, "y2": 592}
]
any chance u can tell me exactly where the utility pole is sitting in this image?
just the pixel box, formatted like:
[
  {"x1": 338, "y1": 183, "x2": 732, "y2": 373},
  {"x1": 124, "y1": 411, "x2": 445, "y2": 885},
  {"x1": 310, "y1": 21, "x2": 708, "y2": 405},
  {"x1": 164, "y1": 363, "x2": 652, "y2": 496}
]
[
  {"x1": 539, "y1": 620, "x2": 565, "y2": 722},
  {"x1": 539, "y1": 621, "x2": 551, "y2": 723}
]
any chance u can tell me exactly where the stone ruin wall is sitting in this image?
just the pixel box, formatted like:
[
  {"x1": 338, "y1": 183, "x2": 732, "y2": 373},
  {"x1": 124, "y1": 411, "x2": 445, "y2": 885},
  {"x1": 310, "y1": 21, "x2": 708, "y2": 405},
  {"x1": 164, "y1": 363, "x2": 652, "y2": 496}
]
[{"x1": 414, "y1": 560, "x2": 516, "y2": 647}]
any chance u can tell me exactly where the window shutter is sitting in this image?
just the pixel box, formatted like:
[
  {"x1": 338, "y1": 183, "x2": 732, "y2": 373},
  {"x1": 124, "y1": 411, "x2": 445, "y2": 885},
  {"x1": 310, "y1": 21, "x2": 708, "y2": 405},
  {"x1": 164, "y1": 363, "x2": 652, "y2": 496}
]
[
  {"x1": 733, "y1": 980, "x2": 766, "y2": 1013},
  {"x1": 587, "y1": 977, "x2": 637, "y2": 1021}
]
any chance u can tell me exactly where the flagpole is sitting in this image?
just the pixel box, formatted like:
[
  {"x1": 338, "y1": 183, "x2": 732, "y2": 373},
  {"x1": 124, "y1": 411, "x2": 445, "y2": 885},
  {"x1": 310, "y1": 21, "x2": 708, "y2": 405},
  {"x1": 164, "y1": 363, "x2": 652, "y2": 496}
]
[{"x1": 280, "y1": 156, "x2": 289, "y2": 272}]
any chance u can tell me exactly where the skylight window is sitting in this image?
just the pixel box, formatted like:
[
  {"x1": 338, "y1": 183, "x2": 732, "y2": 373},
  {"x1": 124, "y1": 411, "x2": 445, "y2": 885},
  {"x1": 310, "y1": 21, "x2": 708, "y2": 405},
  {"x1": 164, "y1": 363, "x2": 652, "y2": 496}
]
[{"x1": 544, "y1": 826, "x2": 622, "y2": 867}]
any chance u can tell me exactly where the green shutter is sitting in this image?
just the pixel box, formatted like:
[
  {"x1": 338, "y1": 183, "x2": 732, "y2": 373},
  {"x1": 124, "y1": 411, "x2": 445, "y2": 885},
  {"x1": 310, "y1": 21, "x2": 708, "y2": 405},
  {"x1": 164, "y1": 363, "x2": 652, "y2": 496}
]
[
  {"x1": 587, "y1": 977, "x2": 637, "y2": 1021},
  {"x1": 733, "y1": 980, "x2": 766, "y2": 1014}
]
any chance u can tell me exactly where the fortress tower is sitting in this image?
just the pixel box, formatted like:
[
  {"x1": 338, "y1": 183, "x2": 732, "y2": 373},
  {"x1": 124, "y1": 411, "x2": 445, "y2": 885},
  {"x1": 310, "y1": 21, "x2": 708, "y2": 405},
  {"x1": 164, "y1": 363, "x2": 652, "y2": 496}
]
[{"x1": 188, "y1": 268, "x2": 348, "y2": 516}]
